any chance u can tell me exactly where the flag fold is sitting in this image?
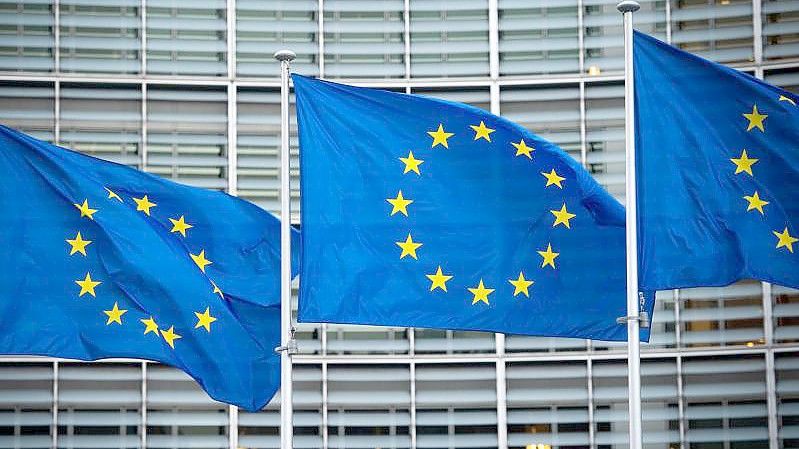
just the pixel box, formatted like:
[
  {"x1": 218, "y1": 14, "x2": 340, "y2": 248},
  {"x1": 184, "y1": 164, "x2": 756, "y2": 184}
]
[{"x1": 0, "y1": 125, "x2": 297, "y2": 411}]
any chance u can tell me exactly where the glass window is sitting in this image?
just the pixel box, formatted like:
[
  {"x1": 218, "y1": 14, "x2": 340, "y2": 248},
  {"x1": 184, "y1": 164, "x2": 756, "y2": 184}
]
[
  {"x1": 324, "y1": 0, "x2": 405, "y2": 78},
  {"x1": 0, "y1": 0, "x2": 55, "y2": 72},
  {"x1": 236, "y1": 1, "x2": 319, "y2": 77},
  {"x1": 679, "y1": 281, "x2": 764, "y2": 348},
  {"x1": 59, "y1": 83, "x2": 141, "y2": 167},
  {"x1": 499, "y1": 0, "x2": 580, "y2": 76},
  {"x1": 146, "y1": 3, "x2": 227, "y2": 76},
  {"x1": 410, "y1": 0, "x2": 490, "y2": 78},
  {"x1": 59, "y1": 0, "x2": 141, "y2": 74},
  {"x1": 145, "y1": 86, "x2": 228, "y2": 190}
]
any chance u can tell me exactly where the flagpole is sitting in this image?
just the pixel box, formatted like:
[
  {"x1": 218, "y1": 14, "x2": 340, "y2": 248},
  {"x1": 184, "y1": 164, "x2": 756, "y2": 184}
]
[
  {"x1": 274, "y1": 48, "x2": 296, "y2": 449},
  {"x1": 617, "y1": 1, "x2": 643, "y2": 449}
]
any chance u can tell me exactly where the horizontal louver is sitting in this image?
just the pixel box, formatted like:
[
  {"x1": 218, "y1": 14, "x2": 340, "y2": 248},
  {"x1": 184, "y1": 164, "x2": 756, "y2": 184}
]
[
  {"x1": 0, "y1": 0, "x2": 54, "y2": 72},
  {"x1": 410, "y1": 0, "x2": 490, "y2": 78},
  {"x1": 59, "y1": 0, "x2": 141, "y2": 74},
  {"x1": 323, "y1": 0, "x2": 405, "y2": 78},
  {"x1": 236, "y1": 1, "x2": 319, "y2": 78}
]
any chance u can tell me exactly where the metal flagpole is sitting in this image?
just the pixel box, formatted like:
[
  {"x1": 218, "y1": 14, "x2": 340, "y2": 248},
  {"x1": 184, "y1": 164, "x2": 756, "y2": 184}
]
[
  {"x1": 617, "y1": 1, "x2": 643, "y2": 449},
  {"x1": 274, "y1": 48, "x2": 297, "y2": 449}
]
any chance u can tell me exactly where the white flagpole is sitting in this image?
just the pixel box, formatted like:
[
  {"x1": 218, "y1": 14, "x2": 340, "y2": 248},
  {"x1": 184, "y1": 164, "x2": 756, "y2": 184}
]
[
  {"x1": 617, "y1": 1, "x2": 643, "y2": 449},
  {"x1": 274, "y1": 49, "x2": 296, "y2": 449}
]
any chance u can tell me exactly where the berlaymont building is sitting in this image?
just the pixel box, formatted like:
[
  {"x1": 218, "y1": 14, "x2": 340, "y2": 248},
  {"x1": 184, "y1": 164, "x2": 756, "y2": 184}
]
[{"x1": 0, "y1": 0, "x2": 798, "y2": 448}]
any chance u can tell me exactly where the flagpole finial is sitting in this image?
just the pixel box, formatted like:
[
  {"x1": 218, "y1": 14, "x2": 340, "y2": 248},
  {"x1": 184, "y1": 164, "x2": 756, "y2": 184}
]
[
  {"x1": 617, "y1": 0, "x2": 640, "y2": 13},
  {"x1": 274, "y1": 50, "x2": 296, "y2": 62}
]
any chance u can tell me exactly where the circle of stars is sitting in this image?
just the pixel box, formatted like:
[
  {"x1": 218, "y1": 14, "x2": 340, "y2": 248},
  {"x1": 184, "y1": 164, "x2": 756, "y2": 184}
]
[
  {"x1": 388, "y1": 119, "x2": 576, "y2": 307},
  {"x1": 68, "y1": 187, "x2": 227, "y2": 350}
]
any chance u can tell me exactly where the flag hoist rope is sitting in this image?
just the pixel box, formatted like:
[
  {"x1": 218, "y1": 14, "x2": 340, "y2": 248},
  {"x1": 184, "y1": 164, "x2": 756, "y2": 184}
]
[
  {"x1": 617, "y1": 2, "x2": 644, "y2": 449},
  {"x1": 275, "y1": 49, "x2": 296, "y2": 449}
]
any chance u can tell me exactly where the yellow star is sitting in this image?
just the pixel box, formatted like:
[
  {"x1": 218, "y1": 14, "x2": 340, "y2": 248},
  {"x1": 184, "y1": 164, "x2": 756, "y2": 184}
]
[
  {"x1": 73, "y1": 199, "x2": 97, "y2": 220},
  {"x1": 66, "y1": 231, "x2": 92, "y2": 256},
  {"x1": 141, "y1": 316, "x2": 159, "y2": 335},
  {"x1": 103, "y1": 302, "x2": 127, "y2": 325},
  {"x1": 468, "y1": 279, "x2": 494, "y2": 305},
  {"x1": 75, "y1": 272, "x2": 101, "y2": 297},
  {"x1": 538, "y1": 243, "x2": 559, "y2": 269},
  {"x1": 190, "y1": 250, "x2": 213, "y2": 273},
  {"x1": 169, "y1": 215, "x2": 193, "y2": 237},
  {"x1": 396, "y1": 233, "x2": 422, "y2": 260},
  {"x1": 779, "y1": 95, "x2": 796, "y2": 106},
  {"x1": 743, "y1": 191, "x2": 769, "y2": 215},
  {"x1": 774, "y1": 227, "x2": 799, "y2": 253},
  {"x1": 541, "y1": 169, "x2": 565, "y2": 188},
  {"x1": 104, "y1": 187, "x2": 123, "y2": 202},
  {"x1": 133, "y1": 195, "x2": 156, "y2": 216},
  {"x1": 743, "y1": 105, "x2": 767, "y2": 132},
  {"x1": 160, "y1": 326, "x2": 182, "y2": 349},
  {"x1": 399, "y1": 151, "x2": 424, "y2": 175},
  {"x1": 194, "y1": 307, "x2": 218, "y2": 333},
  {"x1": 470, "y1": 121, "x2": 495, "y2": 142},
  {"x1": 426, "y1": 266, "x2": 453, "y2": 292},
  {"x1": 731, "y1": 150, "x2": 758, "y2": 176},
  {"x1": 509, "y1": 272, "x2": 534, "y2": 297},
  {"x1": 387, "y1": 190, "x2": 413, "y2": 216},
  {"x1": 428, "y1": 124, "x2": 454, "y2": 149},
  {"x1": 211, "y1": 280, "x2": 224, "y2": 298},
  {"x1": 511, "y1": 139, "x2": 534, "y2": 159},
  {"x1": 550, "y1": 203, "x2": 576, "y2": 229}
]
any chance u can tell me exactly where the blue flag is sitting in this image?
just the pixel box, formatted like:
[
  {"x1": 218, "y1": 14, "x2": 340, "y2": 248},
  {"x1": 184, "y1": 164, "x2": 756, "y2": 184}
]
[
  {"x1": 0, "y1": 125, "x2": 297, "y2": 411},
  {"x1": 294, "y1": 75, "x2": 653, "y2": 341},
  {"x1": 635, "y1": 32, "x2": 799, "y2": 291}
]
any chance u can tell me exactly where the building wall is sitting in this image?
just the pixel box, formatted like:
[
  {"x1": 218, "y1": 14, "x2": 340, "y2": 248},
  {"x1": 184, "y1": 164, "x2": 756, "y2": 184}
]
[{"x1": 0, "y1": 0, "x2": 798, "y2": 448}]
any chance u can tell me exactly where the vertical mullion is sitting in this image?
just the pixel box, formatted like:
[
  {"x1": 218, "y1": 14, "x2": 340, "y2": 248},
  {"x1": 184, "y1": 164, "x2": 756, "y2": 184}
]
[
  {"x1": 579, "y1": 81, "x2": 587, "y2": 168},
  {"x1": 587, "y1": 358, "x2": 596, "y2": 449},
  {"x1": 403, "y1": 0, "x2": 410, "y2": 80},
  {"x1": 753, "y1": 0, "x2": 763, "y2": 66},
  {"x1": 676, "y1": 355, "x2": 685, "y2": 449},
  {"x1": 763, "y1": 282, "x2": 778, "y2": 449},
  {"x1": 141, "y1": 83, "x2": 148, "y2": 171},
  {"x1": 674, "y1": 290, "x2": 685, "y2": 449},
  {"x1": 227, "y1": 0, "x2": 235, "y2": 79},
  {"x1": 54, "y1": 0, "x2": 60, "y2": 74},
  {"x1": 141, "y1": 0, "x2": 147, "y2": 74},
  {"x1": 228, "y1": 405, "x2": 238, "y2": 449},
  {"x1": 494, "y1": 347, "x2": 508, "y2": 449},
  {"x1": 488, "y1": 0, "x2": 499, "y2": 80},
  {"x1": 665, "y1": 0, "x2": 672, "y2": 44},
  {"x1": 577, "y1": 0, "x2": 585, "y2": 74},
  {"x1": 318, "y1": 0, "x2": 325, "y2": 77},
  {"x1": 54, "y1": 80, "x2": 60, "y2": 145},
  {"x1": 52, "y1": 361, "x2": 58, "y2": 449},
  {"x1": 141, "y1": 361, "x2": 147, "y2": 449},
  {"x1": 227, "y1": 84, "x2": 238, "y2": 195},
  {"x1": 410, "y1": 362, "x2": 417, "y2": 449},
  {"x1": 322, "y1": 361, "x2": 329, "y2": 449},
  {"x1": 578, "y1": 0, "x2": 587, "y2": 172}
]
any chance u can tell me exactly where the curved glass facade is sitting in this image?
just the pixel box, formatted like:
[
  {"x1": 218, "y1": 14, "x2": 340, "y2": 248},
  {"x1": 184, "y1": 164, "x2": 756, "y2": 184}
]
[{"x1": 0, "y1": 0, "x2": 798, "y2": 448}]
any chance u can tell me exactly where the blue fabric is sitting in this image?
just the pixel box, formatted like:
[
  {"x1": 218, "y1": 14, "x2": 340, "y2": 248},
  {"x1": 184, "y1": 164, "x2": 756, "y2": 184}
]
[
  {"x1": 635, "y1": 32, "x2": 799, "y2": 291},
  {"x1": 294, "y1": 74, "x2": 653, "y2": 342},
  {"x1": 0, "y1": 125, "x2": 298, "y2": 411}
]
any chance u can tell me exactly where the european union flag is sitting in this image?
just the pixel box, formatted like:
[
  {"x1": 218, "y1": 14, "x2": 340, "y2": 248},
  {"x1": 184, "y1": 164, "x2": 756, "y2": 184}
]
[
  {"x1": 294, "y1": 75, "x2": 653, "y2": 341},
  {"x1": 0, "y1": 125, "x2": 297, "y2": 411},
  {"x1": 635, "y1": 32, "x2": 799, "y2": 291}
]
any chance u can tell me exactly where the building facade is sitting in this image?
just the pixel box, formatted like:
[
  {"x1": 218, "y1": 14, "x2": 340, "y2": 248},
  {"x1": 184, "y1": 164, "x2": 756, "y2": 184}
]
[{"x1": 1, "y1": 0, "x2": 798, "y2": 448}]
